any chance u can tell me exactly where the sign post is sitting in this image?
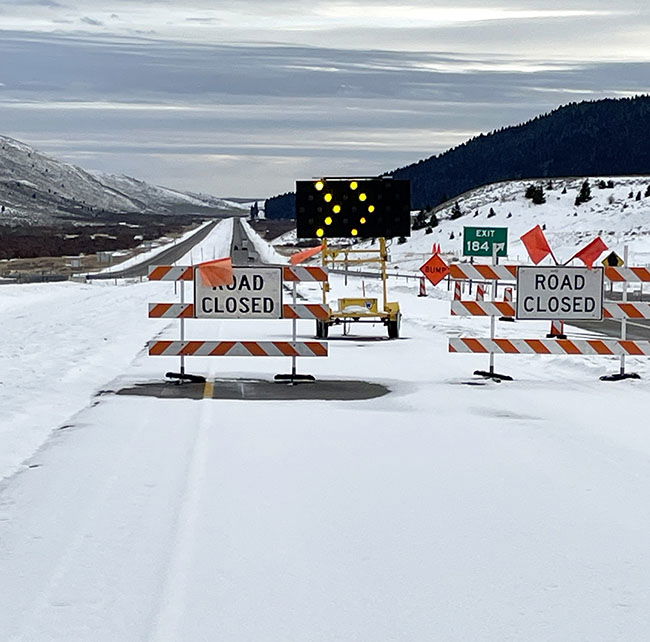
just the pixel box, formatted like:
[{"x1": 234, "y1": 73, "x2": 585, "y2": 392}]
[
  {"x1": 463, "y1": 227, "x2": 508, "y2": 258},
  {"x1": 472, "y1": 244, "x2": 513, "y2": 381},
  {"x1": 601, "y1": 245, "x2": 640, "y2": 381}
]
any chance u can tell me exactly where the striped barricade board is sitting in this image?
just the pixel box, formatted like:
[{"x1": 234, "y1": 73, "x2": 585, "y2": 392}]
[
  {"x1": 148, "y1": 340, "x2": 328, "y2": 357},
  {"x1": 604, "y1": 267, "x2": 650, "y2": 282},
  {"x1": 147, "y1": 265, "x2": 329, "y2": 283},
  {"x1": 148, "y1": 265, "x2": 195, "y2": 281},
  {"x1": 449, "y1": 264, "x2": 650, "y2": 284},
  {"x1": 449, "y1": 337, "x2": 650, "y2": 356},
  {"x1": 449, "y1": 264, "x2": 518, "y2": 281},
  {"x1": 149, "y1": 303, "x2": 330, "y2": 320},
  {"x1": 452, "y1": 300, "x2": 650, "y2": 319}
]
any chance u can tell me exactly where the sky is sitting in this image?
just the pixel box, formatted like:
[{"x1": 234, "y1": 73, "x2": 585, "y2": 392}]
[{"x1": 0, "y1": 1, "x2": 648, "y2": 199}]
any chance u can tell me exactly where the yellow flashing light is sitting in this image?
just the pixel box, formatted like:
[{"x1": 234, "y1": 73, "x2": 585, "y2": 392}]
[
  {"x1": 350, "y1": 181, "x2": 358, "y2": 190},
  {"x1": 360, "y1": 217, "x2": 367, "y2": 224},
  {"x1": 333, "y1": 204, "x2": 341, "y2": 213},
  {"x1": 316, "y1": 228, "x2": 324, "y2": 237},
  {"x1": 324, "y1": 193, "x2": 333, "y2": 202},
  {"x1": 351, "y1": 228, "x2": 358, "y2": 236},
  {"x1": 359, "y1": 193, "x2": 367, "y2": 201},
  {"x1": 315, "y1": 180, "x2": 324, "y2": 191},
  {"x1": 324, "y1": 216, "x2": 333, "y2": 225},
  {"x1": 368, "y1": 205, "x2": 375, "y2": 213}
]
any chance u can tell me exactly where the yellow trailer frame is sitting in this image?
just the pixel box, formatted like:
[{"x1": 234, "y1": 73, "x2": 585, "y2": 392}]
[{"x1": 316, "y1": 237, "x2": 401, "y2": 339}]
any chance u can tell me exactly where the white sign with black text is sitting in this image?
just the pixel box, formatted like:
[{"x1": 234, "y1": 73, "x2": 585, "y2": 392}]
[
  {"x1": 516, "y1": 266, "x2": 603, "y2": 321},
  {"x1": 195, "y1": 266, "x2": 283, "y2": 319}
]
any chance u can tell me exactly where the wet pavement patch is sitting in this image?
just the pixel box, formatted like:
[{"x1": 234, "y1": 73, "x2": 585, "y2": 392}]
[{"x1": 115, "y1": 378, "x2": 389, "y2": 401}]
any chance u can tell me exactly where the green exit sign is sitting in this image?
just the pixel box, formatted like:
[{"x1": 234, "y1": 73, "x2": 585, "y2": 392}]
[{"x1": 463, "y1": 226, "x2": 508, "y2": 257}]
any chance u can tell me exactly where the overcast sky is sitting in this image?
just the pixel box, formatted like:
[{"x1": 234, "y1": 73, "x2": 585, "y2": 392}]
[{"x1": 1, "y1": 1, "x2": 648, "y2": 198}]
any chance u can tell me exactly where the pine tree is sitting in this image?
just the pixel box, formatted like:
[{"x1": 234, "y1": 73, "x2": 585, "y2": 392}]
[{"x1": 449, "y1": 202, "x2": 463, "y2": 220}]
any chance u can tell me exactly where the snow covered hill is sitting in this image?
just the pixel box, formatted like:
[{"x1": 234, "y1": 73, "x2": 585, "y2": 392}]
[
  {"x1": 393, "y1": 176, "x2": 650, "y2": 270},
  {"x1": 275, "y1": 176, "x2": 650, "y2": 270},
  {"x1": 0, "y1": 135, "x2": 246, "y2": 225}
]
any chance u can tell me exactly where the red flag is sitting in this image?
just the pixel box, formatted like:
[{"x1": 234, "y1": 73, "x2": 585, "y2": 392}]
[
  {"x1": 197, "y1": 257, "x2": 234, "y2": 287},
  {"x1": 570, "y1": 237, "x2": 608, "y2": 268},
  {"x1": 290, "y1": 244, "x2": 323, "y2": 265},
  {"x1": 520, "y1": 225, "x2": 554, "y2": 264}
]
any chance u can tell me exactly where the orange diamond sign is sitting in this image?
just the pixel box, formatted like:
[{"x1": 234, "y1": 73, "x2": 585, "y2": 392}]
[{"x1": 420, "y1": 253, "x2": 450, "y2": 286}]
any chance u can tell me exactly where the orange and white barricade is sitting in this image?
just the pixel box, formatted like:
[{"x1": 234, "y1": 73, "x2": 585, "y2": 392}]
[{"x1": 148, "y1": 264, "x2": 329, "y2": 383}]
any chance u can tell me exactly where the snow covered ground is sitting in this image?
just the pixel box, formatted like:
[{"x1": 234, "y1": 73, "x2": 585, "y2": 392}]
[{"x1": 2, "y1": 217, "x2": 650, "y2": 639}]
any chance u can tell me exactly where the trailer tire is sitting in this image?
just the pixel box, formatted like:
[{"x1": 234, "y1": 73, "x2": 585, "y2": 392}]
[
  {"x1": 387, "y1": 313, "x2": 401, "y2": 339},
  {"x1": 316, "y1": 320, "x2": 329, "y2": 338}
]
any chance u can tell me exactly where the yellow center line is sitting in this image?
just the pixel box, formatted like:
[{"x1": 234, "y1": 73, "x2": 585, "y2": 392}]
[{"x1": 203, "y1": 379, "x2": 214, "y2": 399}]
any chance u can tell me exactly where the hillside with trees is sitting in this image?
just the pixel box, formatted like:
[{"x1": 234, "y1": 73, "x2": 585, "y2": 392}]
[{"x1": 265, "y1": 95, "x2": 650, "y2": 219}]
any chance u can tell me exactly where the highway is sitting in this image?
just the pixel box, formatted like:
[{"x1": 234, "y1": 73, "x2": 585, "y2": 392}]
[{"x1": 86, "y1": 218, "x2": 227, "y2": 280}]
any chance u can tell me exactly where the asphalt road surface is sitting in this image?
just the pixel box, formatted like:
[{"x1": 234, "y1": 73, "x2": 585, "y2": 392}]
[{"x1": 87, "y1": 219, "x2": 225, "y2": 280}]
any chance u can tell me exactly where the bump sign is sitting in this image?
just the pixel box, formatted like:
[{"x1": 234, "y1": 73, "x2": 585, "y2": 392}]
[
  {"x1": 516, "y1": 266, "x2": 603, "y2": 321},
  {"x1": 195, "y1": 266, "x2": 282, "y2": 319},
  {"x1": 420, "y1": 254, "x2": 450, "y2": 286}
]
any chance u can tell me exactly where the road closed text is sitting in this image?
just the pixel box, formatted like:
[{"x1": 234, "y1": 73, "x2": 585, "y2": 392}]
[
  {"x1": 195, "y1": 267, "x2": 282, "y2": 319},
  {"x1": 516, "y1": 267, "x2": 603, "y2": 321}
]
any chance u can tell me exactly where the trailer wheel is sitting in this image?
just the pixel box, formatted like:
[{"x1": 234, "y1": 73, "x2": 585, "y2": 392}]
[
  {"x1": 387, "y1": 313, "x2": 401, "y2": 339},
  {"x1": 316, "y1": 320, "x2": 329, "y2": 338}
]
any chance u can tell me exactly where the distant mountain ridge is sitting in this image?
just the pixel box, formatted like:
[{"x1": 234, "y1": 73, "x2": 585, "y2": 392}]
[
  {"x1": 265, "y1": 95, "x2": 650, "y2": 219},
  {"x1": 0, "y1": 135, "x2": 245, "y2": 226}
]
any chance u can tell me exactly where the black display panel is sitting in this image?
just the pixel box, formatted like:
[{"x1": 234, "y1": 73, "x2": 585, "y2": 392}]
[{"x1": 295, "y1": 178, "x2": 411, "y2": 239}]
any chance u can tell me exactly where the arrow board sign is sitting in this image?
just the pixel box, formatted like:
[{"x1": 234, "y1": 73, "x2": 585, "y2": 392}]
[
  {"x1": 195, "y1": 266, "x2": 283, "y2": 319},
  {"x1": 516, "y1": 266, "x2": 603, "y2": 321}
]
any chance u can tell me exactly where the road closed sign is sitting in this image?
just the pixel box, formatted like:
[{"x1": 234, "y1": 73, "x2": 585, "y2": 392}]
[
  {"x1": 516, "y1": 266, "x2": 603, "y2": 321},
  {"x1": 195, "y1": 266, "x2": 282, "y2": 319}
]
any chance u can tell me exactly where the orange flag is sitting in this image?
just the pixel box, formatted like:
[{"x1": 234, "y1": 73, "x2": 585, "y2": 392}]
[
  {"x1": 290, "y1": 244, "x2": 323, "y2": 265},
  {"x1": 197, "y1": 257, "x2": 234, "y2": 287},
  {"x1": 569, "y1": 237, "x2": 608, "y2": 268},
  {"x1": 520, "y1": 225, "x2": 555, "y2": 264}
]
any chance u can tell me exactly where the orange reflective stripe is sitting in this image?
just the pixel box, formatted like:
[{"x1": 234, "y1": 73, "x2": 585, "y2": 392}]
[
  {"x1": 149, "y1": 304, "x2": 171, "y2": 317},
  {"x1": 242, "y1": 341, "x2": 268, "y2": 356},
  {"x1": 307, "y1": 342, "x2": 328, "y2": 356},
  {"x1": 494, "y1": 339, "x2": 519, "y2": 353},
  {"x1": 495, "y1": 302, "x2": 515, "y2": 315},
  {"x1": 180, "y1": 341, "x2": 203, "y2": 355},
  {"x1": 209, "y1": 341, "x2": 236, "y2": 356},
  {"x1": 464, "y1": 302, "x2": 486, "y2": 316},
  {"x1": 282, "y1": 305, "x2": 299, "y2": 319},
  {"x1": 524, "y1": 340, "x2": 551, "y2": 354},
  {"x1": 557, "y1": 340, "x2": 581, "y2": 354},
  {"x1": 275, "y1": 342, "x2": 299, "y2": 357},
  {"x1": 463, "y1": 338, "x2": 488, "y2": 353},
  {"x1": 588, "y1": 340, "x2": 614, "y2": 355},
  {"x1": 621, "y1": 303, "x2": 643, "y2": 319},
  {"x1": 149, "y1": 341, "x2": 172, "y2": 355},
  {"x1": 148, "y1": 266, "x2": 170, "y2": 280},
  {"x1": 621, "y1": 340, "x2": 645, "y2": 355}
]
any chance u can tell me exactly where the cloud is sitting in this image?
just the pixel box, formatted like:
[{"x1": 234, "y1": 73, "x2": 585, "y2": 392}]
[
  {"x1": 80, "y1": 16, "x2": 103, "y2": 26},
  {"x1": 0, "y1": 1, "x2": 647, "y2": 196}
]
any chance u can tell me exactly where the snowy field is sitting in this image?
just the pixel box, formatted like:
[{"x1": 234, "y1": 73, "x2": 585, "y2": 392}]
[{"x1": 2, "y1": 217, "x2": 650, "y2": 639}]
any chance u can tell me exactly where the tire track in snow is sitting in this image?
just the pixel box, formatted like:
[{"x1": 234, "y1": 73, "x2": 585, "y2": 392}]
[{"x1": 148, "y1": 375, "x2": 217, "y2": 641}]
